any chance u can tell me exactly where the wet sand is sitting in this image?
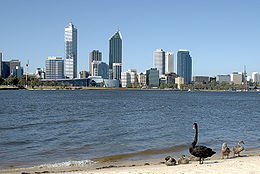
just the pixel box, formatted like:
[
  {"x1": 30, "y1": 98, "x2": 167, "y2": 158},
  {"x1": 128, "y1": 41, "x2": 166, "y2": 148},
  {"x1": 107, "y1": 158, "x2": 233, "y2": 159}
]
[{"x1": 2, "y1": 149, "x2": 260, "y2": 174}]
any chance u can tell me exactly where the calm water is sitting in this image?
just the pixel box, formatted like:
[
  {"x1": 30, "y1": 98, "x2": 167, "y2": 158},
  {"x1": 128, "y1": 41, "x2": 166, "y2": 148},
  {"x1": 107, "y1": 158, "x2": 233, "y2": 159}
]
[{"x1": 0, "y1": 90, "x2": 259, "y2": 168}]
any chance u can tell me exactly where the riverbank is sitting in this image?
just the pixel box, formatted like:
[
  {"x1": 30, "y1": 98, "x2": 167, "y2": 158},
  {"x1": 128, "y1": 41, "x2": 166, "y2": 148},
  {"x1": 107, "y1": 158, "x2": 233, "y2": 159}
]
[{"x1": 2, "y1": 149, "x2": 260, "y2": 174}]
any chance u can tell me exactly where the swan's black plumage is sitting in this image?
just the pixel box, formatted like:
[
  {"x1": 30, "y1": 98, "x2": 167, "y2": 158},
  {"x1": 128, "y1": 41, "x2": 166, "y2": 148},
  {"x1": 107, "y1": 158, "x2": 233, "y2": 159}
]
[{"x1": 189, "y1": 123, "x2": 216, "y2": 164}]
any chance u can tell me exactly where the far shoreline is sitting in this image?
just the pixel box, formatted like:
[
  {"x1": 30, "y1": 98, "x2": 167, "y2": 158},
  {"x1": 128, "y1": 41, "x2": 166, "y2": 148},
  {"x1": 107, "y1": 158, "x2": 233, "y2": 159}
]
[{"x1": 1, "y1": 85, "x2": 259, "y2": 92}]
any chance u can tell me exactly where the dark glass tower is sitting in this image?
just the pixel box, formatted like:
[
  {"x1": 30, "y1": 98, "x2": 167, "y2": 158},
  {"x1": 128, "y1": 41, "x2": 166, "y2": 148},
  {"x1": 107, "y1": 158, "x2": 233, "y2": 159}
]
[
  {"x1": 109, "y1": 31, "x2": 122, "y2": 78},
  {"x1": 177, "y1": 50, "x2": 192, "y2": 84}
]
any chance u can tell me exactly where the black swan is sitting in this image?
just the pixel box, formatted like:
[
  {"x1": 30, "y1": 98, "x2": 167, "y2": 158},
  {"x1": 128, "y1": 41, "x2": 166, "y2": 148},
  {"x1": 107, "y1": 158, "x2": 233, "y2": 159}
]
[{"x1": 189, "y1": 123, "x2": 216, "y2": 164}]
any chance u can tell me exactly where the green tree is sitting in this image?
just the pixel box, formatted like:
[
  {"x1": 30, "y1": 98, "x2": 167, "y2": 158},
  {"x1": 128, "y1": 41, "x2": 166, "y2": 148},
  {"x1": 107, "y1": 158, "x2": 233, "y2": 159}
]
[
  {"x1": 6, "y1": 75, "x2": 19, "y2": 86},
  {"x1": 0, "y1": 77, "x2": 4, "y2": 85}
]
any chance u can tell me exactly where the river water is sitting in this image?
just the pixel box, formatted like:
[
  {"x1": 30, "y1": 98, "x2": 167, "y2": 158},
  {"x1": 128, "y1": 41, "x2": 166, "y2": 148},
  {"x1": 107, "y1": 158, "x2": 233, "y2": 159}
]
[{"x1": 0, "y1": 90, "x2": 259, "y2": 168}]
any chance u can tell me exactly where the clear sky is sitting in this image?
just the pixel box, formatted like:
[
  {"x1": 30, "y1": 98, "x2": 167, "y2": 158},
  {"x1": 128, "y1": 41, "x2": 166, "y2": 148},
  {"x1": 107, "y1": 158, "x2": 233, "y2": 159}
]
[{"x1": 0, "y1": 0, "x2": 259, "y2": 76}]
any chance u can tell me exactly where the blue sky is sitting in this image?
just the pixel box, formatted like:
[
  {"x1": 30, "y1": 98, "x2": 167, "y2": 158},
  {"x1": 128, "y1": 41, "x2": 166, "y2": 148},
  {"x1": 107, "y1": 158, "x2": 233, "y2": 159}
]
[{"x1": 0, "y1": 0, "x2": 259, "y2": 76}]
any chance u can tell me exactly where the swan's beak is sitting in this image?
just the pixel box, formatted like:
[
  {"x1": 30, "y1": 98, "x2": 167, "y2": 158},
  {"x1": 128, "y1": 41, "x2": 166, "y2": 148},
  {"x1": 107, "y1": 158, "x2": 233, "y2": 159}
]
[{"x1": 192, "y1": 125, "x2": 195, "y2": 129}]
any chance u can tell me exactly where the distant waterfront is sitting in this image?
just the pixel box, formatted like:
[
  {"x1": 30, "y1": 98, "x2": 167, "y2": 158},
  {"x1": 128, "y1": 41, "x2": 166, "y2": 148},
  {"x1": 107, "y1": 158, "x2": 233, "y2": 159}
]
[{"x1": 0, "y1": 90, "x2": 260, "y2": 169}]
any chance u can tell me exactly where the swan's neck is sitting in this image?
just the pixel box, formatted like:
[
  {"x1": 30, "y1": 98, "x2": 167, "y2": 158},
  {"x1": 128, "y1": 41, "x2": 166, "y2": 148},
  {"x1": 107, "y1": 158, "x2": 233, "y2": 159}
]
[{"x1": 192, "y1": 127, "x2": 198, "y2": 147}]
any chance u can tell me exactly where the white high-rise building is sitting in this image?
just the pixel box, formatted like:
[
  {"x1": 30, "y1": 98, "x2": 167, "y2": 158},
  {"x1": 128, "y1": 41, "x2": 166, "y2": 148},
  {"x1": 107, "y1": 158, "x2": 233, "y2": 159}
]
[
  {"x1": 64, "y1": 23, "x2": 77, "y2": 79},
  {"x1": 153, "y1": 49, "x2": 165, "y2": 77},
  {"x1": 252, "y1": 72, "x2": 260, "y2": 83},
  {"x1": 165, "y1": 52, "x2": 174, "y2": 74}
]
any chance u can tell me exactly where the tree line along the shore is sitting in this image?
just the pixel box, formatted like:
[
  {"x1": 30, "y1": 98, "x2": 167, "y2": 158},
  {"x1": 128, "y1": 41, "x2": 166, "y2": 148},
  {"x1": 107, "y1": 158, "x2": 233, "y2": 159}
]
[{"x1": 0, "y1": 75, "x2": 259, "y2": 90}]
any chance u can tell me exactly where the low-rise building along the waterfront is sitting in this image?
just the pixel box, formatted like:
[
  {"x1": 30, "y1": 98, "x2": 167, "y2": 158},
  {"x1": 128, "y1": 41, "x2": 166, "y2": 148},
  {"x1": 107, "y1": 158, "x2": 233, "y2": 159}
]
[
  {"x1": 193, "y1": 76, "x2": 210, "y2": 84},
  {"x1": 252, "y1": 72, "x2": 260, "y2": 83},
  {"x1": 121, "y1": 69, "x2": 137, "y2": 87},
  {"x1": 90, "y1": 61, "x2": 109, "y2": 79},
  {"x1": 146, "y1": 68, "x2": 159, "y2": 87},
  {"x1": 175, "y1": 76, "x2": 184, "y2": 89},
  {"x1": 78, "y1": 71, "x2": 89, "y2": 79},
  {"x1": 230, "y1": 72, "x2": 243, "y2": 85},
  {"x1": 138, "y1": 73, "x2": 146, "y2": 86},
  {"x1": 45, "y1": 57, "x2": 64, "y2": 79},
  {"x1": 35, "y1": 68, "x2": 45, "y2": 79},
  {"x1": 216, "y1": 75, "x2": 230, "y2": 84}
]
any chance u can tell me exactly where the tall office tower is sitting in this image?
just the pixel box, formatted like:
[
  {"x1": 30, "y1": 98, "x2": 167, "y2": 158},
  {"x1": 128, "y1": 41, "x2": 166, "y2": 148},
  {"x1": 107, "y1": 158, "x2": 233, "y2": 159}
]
[
  {"x1": 165, "y1": 52, "x2": 174, "y2": 74},
  {"x1": 45, "y1": 57, "x2": 64, "y2": 79},
  {"x1": 89, "y1": 50, "x2": 102, "y2": 75},
  {"x1": 153, "y1": 49, "x2": 165, "y2": 77},
  {"x1": 177, "y1": 50, "x2": 192, "y2": 84},
  {"x1": 109, "y1": 30, "x2": 122, "y2": 79},
  {"x1": 0, "y1": 52, "x2": 2, "y2": 77},
  {"x1": 64, "y1": 23, "x2": 77, "y2": 79},
  {"x1": 112, "y1": 63, "x2": 122, "y2": 80}
]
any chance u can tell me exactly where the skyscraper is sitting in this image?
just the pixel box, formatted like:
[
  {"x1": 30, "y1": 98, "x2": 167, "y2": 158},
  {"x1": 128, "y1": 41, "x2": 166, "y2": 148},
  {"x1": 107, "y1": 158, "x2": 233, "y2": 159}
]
[
  {"x1": 177, "y1": 50, "x2": 192, "y2": 84},
  {"x1": 153, "y1": 49, "x2": 165, "y2": 77},
  {"x1": 89, "y1": 50, "x2": 102, "y2": 76},
  {"x1": 109, "y1": 30, "x2": 122, "y2": 79},
  {"x1": 64, "y1": 23, "x2": 77, "y2": 79},
  {"x1": 0, "y1": 52, "x2": 2, "y2": 77},
  {"x1": 165, "y1": 52, "x2": 174, "y2": 74},
  {"x1": 46, "y1": 57, "x2": 64, "y2": 79}
]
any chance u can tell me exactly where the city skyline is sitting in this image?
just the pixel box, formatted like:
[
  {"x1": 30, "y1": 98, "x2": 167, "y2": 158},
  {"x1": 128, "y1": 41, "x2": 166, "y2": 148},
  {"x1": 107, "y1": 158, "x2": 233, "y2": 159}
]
[{"x1": 0, "y1": 0, "x2": 260, "y2": 76}]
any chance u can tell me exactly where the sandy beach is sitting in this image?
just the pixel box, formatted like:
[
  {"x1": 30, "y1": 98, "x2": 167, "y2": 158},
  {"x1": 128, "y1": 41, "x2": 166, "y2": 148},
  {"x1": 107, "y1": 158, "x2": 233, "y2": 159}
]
[{"x1": 2, "y1": 150, "x2": 260, "y2": 174}]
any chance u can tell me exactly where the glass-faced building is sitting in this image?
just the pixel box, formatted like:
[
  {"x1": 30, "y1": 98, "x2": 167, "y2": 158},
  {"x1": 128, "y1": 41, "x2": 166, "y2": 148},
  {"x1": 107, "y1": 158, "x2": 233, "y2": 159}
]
[
  {"x1": 109, "y1": 31, "x2": 122, "y2": 79},
  {"x1": 46, "y1": 57, "x2": 64, "y2": 79},
  {"x1": 146, "y1": 68, "x2": 159, "y2": 87},
  {"x1": 90, "y1": 61, "x2": 109, "y2": 79},
  {"x1": 153, "y1": 49, "x2": 165, "y2": 77},
  {"x1": 64, "y1": 23, "x2": 77, "y2": 79},
  {"x1": 177, "y1": 50, "x2": 192, "y2": 84}
]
